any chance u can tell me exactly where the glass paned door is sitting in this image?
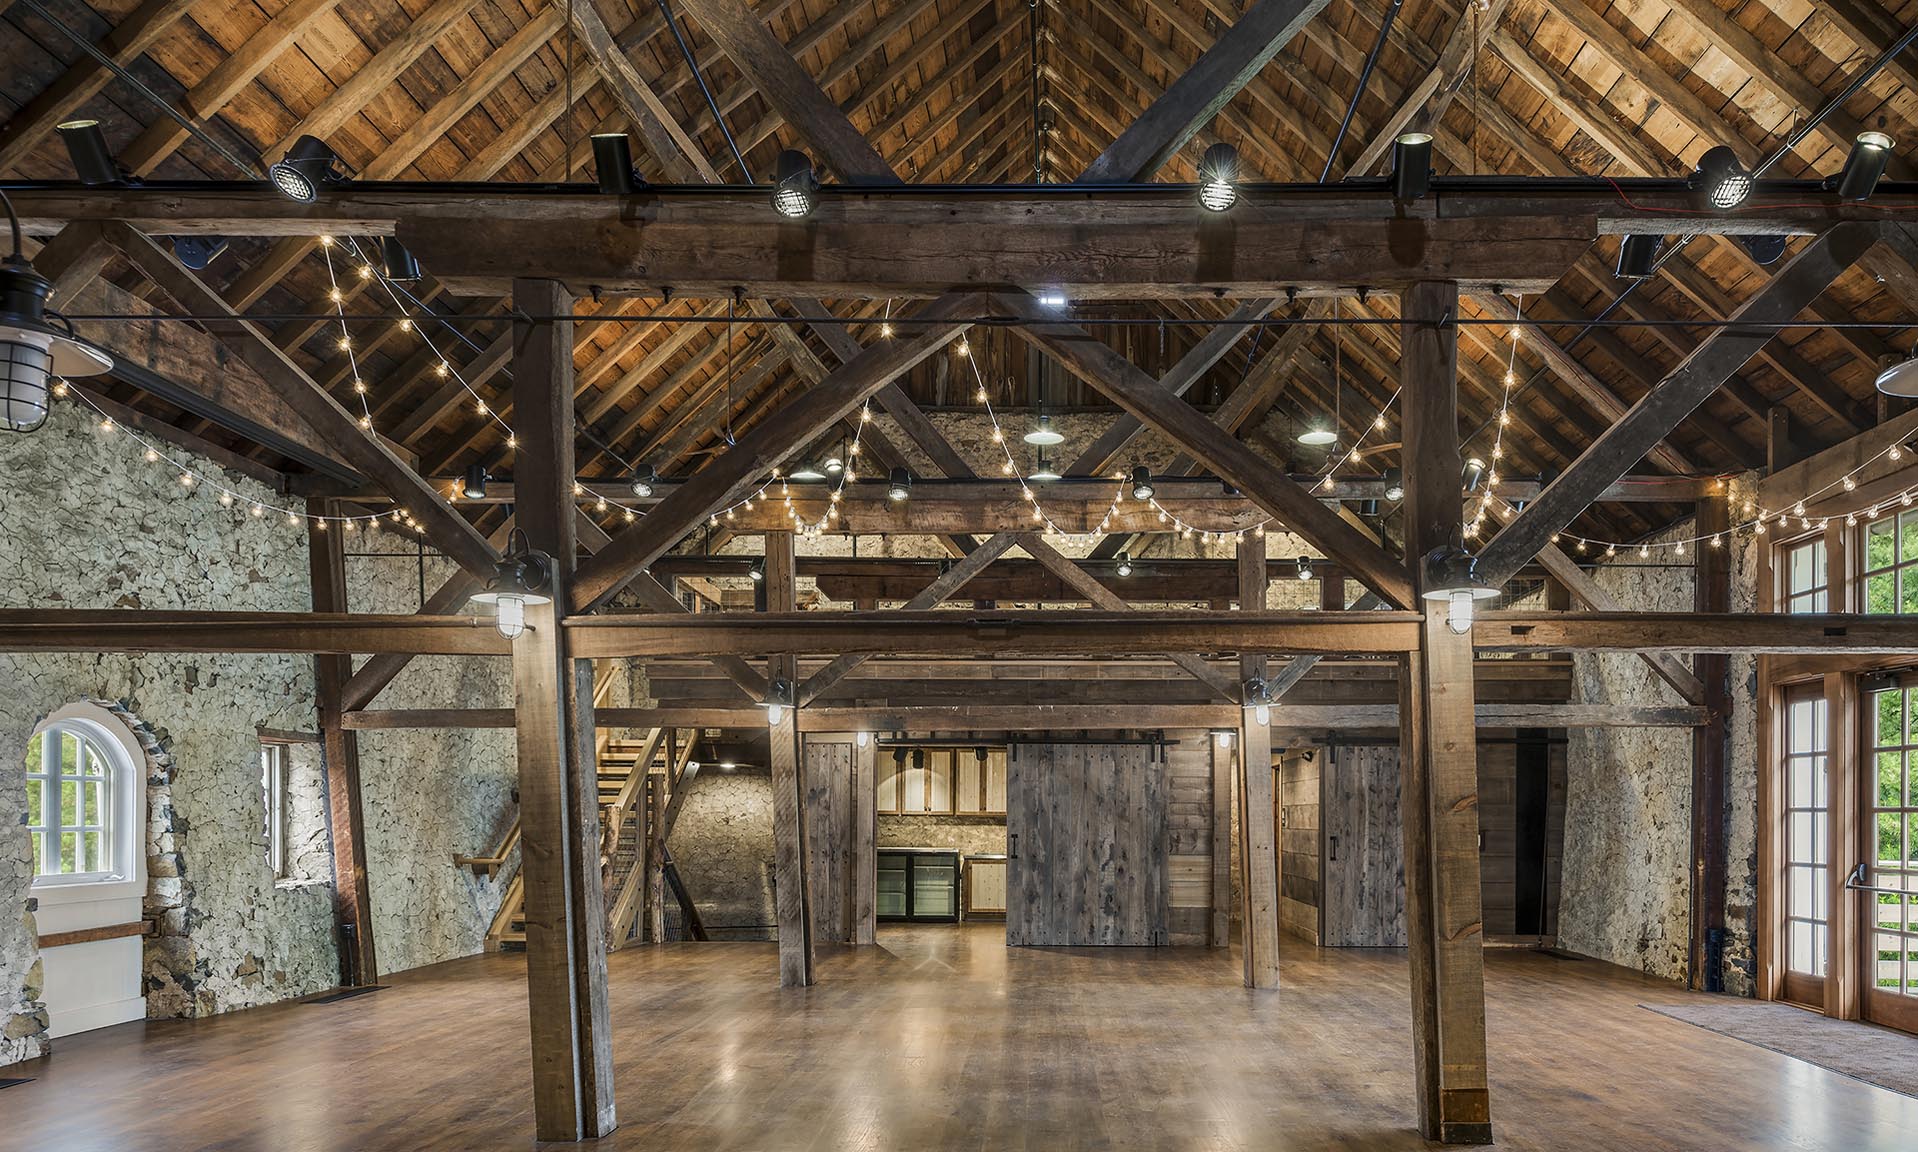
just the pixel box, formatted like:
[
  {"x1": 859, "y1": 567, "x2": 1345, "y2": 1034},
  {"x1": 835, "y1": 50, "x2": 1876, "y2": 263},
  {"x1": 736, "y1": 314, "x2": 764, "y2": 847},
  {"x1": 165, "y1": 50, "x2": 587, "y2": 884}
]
[
  {"x1": 1783, "y1": 687, "x2": 1830, "y2": 997},
  {"x1": 1866, "y1": 685, "x2": 1918, "y2": 1030}
]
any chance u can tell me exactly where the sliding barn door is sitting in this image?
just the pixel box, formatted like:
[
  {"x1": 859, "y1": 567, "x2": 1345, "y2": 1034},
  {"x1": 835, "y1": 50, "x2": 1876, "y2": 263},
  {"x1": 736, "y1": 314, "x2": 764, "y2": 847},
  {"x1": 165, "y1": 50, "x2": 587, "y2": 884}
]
[
  {"x1": 1006, "y1": 743, "x2": 1169, "y2": 946},
  {"x1": 803, "y1": 740, "x2": 855, "y2": 944},
  {"x1": 1321, "y1": 745, "x2": 1407, "y2": 947}
]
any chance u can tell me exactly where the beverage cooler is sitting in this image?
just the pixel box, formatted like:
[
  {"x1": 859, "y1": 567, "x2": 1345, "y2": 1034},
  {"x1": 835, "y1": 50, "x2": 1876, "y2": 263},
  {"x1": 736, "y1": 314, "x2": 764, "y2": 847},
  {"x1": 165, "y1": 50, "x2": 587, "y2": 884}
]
[{"x1": 876, "y1": 849, "x2": 960, "y2": 922}]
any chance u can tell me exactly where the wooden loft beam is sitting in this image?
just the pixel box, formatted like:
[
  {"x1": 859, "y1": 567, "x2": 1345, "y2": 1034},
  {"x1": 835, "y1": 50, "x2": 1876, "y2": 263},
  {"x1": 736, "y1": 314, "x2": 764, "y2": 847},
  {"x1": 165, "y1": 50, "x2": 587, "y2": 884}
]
[
  {"x1": 568, "y1": 294, "x2": 983, "y2": 612},
  {"x1": 105, "y1": 223, "x2": 503, "y2": 581},
  {"x1": 1076, "y1": 0, "x2": 1330, "y2": 182},
  {"x1": 567, "y1": 0, "x2": 718, "y2": 183},
  {"x1": 0, "y1": 610, "x2": 508, "y2": 654},
  {"x1": 674, "y1": 0, "x2": 899, "y2": 183},
  {"x1": 1339, "y1": 0, "x2": 1510, "y2": 177},
  {"x1": 997, "y1": 293, "x2": 1416, "y2": 608},
  {"x1": 1476, "y1": 221, "x2": 1883, "y2": 588}
]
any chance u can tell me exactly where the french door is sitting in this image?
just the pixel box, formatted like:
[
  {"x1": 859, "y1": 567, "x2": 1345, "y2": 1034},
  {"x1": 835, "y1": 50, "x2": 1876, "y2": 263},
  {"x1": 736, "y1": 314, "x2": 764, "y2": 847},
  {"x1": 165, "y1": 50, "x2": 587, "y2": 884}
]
[
  {"x1": 1863, "y1": 683, "x2": 1918, "y2": 1033},
  {"x1": 1779, "y1": 685, "x2": 1830, "y2": 1008}
]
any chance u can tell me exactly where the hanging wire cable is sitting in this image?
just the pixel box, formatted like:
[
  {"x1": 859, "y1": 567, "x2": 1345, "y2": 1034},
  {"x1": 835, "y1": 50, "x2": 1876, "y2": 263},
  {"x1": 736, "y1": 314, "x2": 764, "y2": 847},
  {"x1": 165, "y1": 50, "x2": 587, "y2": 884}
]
[
  {"x1": 1321, "y1": 0, "x2": 1404, "y2": 181},
  {"x1": 657, "y1": 0, "x2": 751, "y2": 180}
]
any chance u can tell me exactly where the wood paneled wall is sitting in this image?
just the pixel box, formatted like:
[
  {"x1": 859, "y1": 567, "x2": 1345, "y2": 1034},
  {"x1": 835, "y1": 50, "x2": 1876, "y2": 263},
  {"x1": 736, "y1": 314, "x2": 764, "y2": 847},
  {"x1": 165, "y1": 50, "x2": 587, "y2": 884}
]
[
  {"x1": 1278, "y1": 749, "x2": 1322, "y2": 944},
  {"x1": 1167, "y1": 736, "x2": 1214, "y2": 945}
]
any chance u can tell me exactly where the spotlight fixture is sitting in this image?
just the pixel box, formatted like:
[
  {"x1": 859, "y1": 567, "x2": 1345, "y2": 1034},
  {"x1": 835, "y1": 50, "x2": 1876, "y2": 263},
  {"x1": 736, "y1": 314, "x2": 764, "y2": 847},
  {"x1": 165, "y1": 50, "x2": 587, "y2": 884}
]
[
  {"x1": 887, "y1": 466, "x2": 912, "y2": 502},
  {"x1": 1036, "y1": 292, "x2": 1068, "y2": 309},
  {"x1": 1023, "y1": 414, "x2": 1065, "y2": 446},
  {"x1": 56, "y1": 120, "x2": 123, "y2": 185},
  {"x1": 1421, "y1": 545, "x2": 1498, "y2": 636},
  {"x1": 0, "y1": 193, "x2": 113, "y2": 434},
  {"x1": 460, "y1": 463, "x2": 488, "y2": 500},
  {"x1": 1833, "y1": 130, "x2": 1895, "y2": 201},
  {"x1": 771, "y1": 149, "x2": 819, "y2": 218},
  {"x1": 1197, "y1": 142, "x2": 1239, "y2": 212},
  {"x1": 1298, "y1": 423, "x2": 1338, "y2": 447},
  {"x1": 630, "y1": 463, "x2": 657, "y2": 498},
  {"x1": 1029, "y1": 449, "x2": 1061, "y2": 482},
  {"x1": 1115, "y1": 551, "x2": 1133, "y2": 578},
  {"x1": 789, "y1": 460, "x2": 828, "y2": 482},
  {"x1": 380, "y1": 237, "x2": 420, "y2": 282},
  {"x1": 749, "y1": 558, "x2": 766, "y2": 583},
  {"x1": 1462, "y1": 456, "x2": 1487, "y2": 493},
  {"x1": 268, "y1": 135, "x2": 345, "y2": 203},
  {"x1": 1295, "y1": 556, "x2": 1313, "y2": 581},
  {"x1": 1875, "y1": 355, "x2": 1918, "y2": 397},
  {"x1": 1390, "y1": 131, "x2": 1433, "y2": 201},
  {"x1": 171, "y1": 235, "x2": 229, "y2": 270},
  {"x1": 1690, "y1": 145, "x2": 1752, "y2": 210},
  {"x1": 1383, "y1": 467, "x2": 1404, "y2": 502},
  {"x1": 823, "y1": 453, "x2": 845, "y2": 476},
  {"x1": 763, "y1": 678, "x2": 796, "y2": 726},
  {"x1": 467, "y1": 528, "x2": 554, "y2": 639},
  {"x1": 1129, "y1": 464, "x2": 1155, "y2": 502},
  {"x1": 590, "y1": 132, "x2": 646, "y2": 195},
  {"x1": 1243, "y1": 676, "x2": 1276, "y2": 727},
  {"x1": 1615, "y1": 234, "x2": 1662, "y2": 279}
]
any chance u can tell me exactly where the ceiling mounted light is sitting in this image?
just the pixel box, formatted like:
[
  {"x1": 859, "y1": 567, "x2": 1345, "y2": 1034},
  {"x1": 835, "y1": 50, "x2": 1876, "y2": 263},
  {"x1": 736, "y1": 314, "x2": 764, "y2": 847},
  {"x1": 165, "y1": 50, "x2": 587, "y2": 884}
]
[
  {"x1": 1243, "y1": 676, "x2": 1276, "y2": 726},
  {"x1": 1197, "y1": 141, "x2": 1239, "y2": 212},
  {"x1": 460, "y1": 464, "x2": 488, "y2": 501},
  {"x1": 772, "y1": 149, "x2": 819, "y2": 218},
  {"x1": 268, "y1": 135, "x2": 345, "y2": 203},
  {"x1": 823, "y1": 454, "x2": 844, "y2": 475},
  {"x1": 1023, "y1": 414, "x2": 1065, "y2": 445},
  {"x1": 1421, "y1": 545, "x2": 1499, "y2": 636},
  {"x1": 1297, "y1": 424, "x2": 1337, "y2": 447},
  {"x1": 1833, "y1": 130, "x2": 1895, "y2": 201},
  {"x1": 763, "y1": 678, "x2": 795, "y2": 726},
  {"x1": 630, "y1": 463, "x2": 657, "y2": 498},
  {"x1": 1130, "y1": 465, "x2": 1155, "y2": 502},
  {"x1": 1295, "y1": 556, "x2": 1313, "y2": 581},
  {"x1": 0, "y1": 194, "x2": 113, "y2": 434},
  {"x1": 56, "y1": 120, "x2": 123, "y2": 185},
  {"x1": 590, "y1": 132, "x2": 646, "y2": 195},
  {"x1": 887, "y1": 466, "x2": 912, "y2": 502},
  {"x1": 1116, "y1": 551, "x2": 1133, "y2": 577},
  {"x1": 1390, "y1": 131, "x2": 1433, "y2": 201},
  {"x1": 789, "y1": 460, "x2": 827, "y2": 482},
  {"x1": 1462, "y1": 456, "x2": 1487, "y2": 493},
  {"x1": 749, "y1": 558, "x2": 765, "y2": 583},
  {"x1": 172, "y1": 235, "x2": 228, "y2": 270},
  {"x1": 1875, "y1": 356, "x2": 1918, "y2": 397},
  {"x1": 467, "y1": 529, "x2": 554, "y2": 639},
  {"x1": 1036, "y1": 291, "x2": 1068, "y2": 309},
  {"x1": 1690, "y1": 145, "x2": 1752, "y2": 210},
  {"x1": 380, "y1": 237, "x2": 420, "y2": 282},
  {"x1": 1383, "y1": 466, "x2": 1404, "y2": 502},
  {"x1": 1615, "y1": 234, "x2": 1662, "y2": 279},
  {"x1": 1030, "y1": 449, "x2": 1061, "y2": 482}
]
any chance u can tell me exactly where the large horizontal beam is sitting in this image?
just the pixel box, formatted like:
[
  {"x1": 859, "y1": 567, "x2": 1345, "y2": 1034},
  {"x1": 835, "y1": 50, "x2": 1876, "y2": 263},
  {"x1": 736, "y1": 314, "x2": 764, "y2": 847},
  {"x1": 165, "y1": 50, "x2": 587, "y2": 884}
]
[
  {"x1": 1472, "y1": 612, "x2": 1918, "y2": 655},
  {"x1": 0, "y1": 610, "x2": 507, "y2": 655},
  {"x1": 10, "y1": 183, "x2": 1897, "y2": 297}
]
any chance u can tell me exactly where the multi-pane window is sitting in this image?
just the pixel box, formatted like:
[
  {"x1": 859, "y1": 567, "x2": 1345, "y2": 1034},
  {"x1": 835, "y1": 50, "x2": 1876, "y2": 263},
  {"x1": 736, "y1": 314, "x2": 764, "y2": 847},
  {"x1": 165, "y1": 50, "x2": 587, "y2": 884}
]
[
  {"x1": 25, "y1": 723, "x2": 116, "y2": 880},
  {"x1": 1782, "y1": 536, "x2": 1828, "y2": 613},
  {"x1": 877, "y1": 747, "x2": 1007, "y2": 815},
  {"x1": 1868, "y1": 687, "x2": 1918, "y2": 1001},
  {"x1": 1783, "y1": 688, "x2": 1830, "y2": 978},
  {"x1": 1862, "y1": 509, "x2": 1918, "y2": 614},
  {"x1": 261, "y1": 743, "x2": 289, "y2": 879}
]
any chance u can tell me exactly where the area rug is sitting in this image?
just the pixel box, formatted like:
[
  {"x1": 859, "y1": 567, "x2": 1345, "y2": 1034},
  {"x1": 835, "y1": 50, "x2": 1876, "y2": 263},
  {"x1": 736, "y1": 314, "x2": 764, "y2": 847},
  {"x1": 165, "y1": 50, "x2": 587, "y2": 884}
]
[{"x1": 1642, "y1": 1000, "x2": 1918, "y2": 1100}]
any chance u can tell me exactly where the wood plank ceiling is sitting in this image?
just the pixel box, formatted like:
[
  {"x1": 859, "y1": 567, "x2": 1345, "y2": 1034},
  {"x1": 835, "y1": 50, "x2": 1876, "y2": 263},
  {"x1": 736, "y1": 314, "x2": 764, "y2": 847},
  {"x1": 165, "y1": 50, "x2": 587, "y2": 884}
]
[{"x1": 4, "y1": 0, "x2": 1918, "y2": 550}]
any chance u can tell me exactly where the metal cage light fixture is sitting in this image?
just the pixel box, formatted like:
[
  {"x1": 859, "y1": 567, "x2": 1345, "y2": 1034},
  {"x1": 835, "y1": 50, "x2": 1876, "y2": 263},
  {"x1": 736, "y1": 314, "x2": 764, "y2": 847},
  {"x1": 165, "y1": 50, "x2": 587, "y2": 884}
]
[
  {"x1": 0, "y1": 191, "x2": 112, "y2": 433},
  {"x1": 771, "y1": 149, "x2": 819, "y2": 218},
  {"x1": 268, "y1": 135, "x2": 346, "y2": 203},
  {"x1": 1197, "y1": 142, "x2": 1239, "y2": 212},
  {"x1": 467, "y1": 528, "x2": 554, "y2": 639},
  {"x1": 1421, "y1": 545, "x2": 1498, "y2": 635}
]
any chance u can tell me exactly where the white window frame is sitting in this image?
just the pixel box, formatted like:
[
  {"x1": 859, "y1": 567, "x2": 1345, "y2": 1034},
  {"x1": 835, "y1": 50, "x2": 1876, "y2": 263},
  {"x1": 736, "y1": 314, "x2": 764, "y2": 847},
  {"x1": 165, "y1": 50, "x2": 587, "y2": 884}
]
[
  {"x1": 26, "y1": 703, "x2": 146, "y2": 907},
  {"x1": 261, "y1": 742, "x2": 289, "y2": 879}
]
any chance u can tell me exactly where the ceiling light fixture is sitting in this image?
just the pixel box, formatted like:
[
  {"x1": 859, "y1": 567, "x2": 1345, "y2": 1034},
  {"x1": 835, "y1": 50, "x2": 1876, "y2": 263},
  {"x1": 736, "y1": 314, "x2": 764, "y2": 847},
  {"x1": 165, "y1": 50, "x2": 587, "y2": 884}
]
[
  {"x1": 1615, "y1": 234, "x2": 1662, "y2": 279},
  {"x1": 0, "y1": 191, "x2": 112, "y2": 434},
  {"x1": 1197, "y1": 142, "x2": 1239, "y2": 212},
  {"x1": 1462, "y1": 457, "x2": 1487, "y2": 493},
  {"x1": 1029, "y1": 449, "x2": 1061, "y2": 482},
  {"x1": 468, "y1": 528, "x2": 554, "y2": 639},
  {"x1": 56, "y1": 120, "x2": 123, "y2": 185},
  {"x1": 590, "y1": 132, "x2": 646, "y2": 195},
  {"x1": 789, "y1": 461, "x2": 827, "y2": 482},
  {"x1": 749, "y1": 558, "x2": 765, "y2": 583},
  {"x1": 1383, "y1": 467, "x2": 1404, "y2": 502},
  {"x1": 1116, "y1": 551, "x2": 1134, "y2": 577},
  {"x1": 380, "y1": 237, "x2": 420, "y2": 282},
  {"x1": 1833, "y1": 130, "x2": 1895, "y2": 201},
  {"x1": 1130, "y1": 465, "x2": 1155, "y2": 502},
  {"x1": 630, "y1": 464, "x2": 657, "y2": 498},
  {"x1": 887, "y1": 466, "x2": 912, "y2": 501},
  {"x1": 1243, "y1": 677, "x2": 1276, "y2": 726},
  {"x1": 1421, "y1": 545, "x2": 1499, "y2": 636},
  {"x1": 1023, "y1": 414, "x2": 1065, "y2": 445},
  {"x1": 1875, "y1": 356, "x2": 1918, "y2": 397},
  {"x1": 1295, "y1": 556, "x2": 1313, "y2": 581},
  {"x1": 771, "y1": 149, "x2": 819, "y2": 218},
  {"x1": 171, "y1": 235, "x2": 228, "y2": 270},
  {"x1": 1297, "y1": 425, "x2": 1337, "y2": 447},
  {"x1": 1690, "y1": 145, "x2": 1752, "y2": 210},
  {"x1": 1390, "y1": 130, "x2": 1433, "y2": 201},
  {"x1": 763, "y1": 678, "x2": 795, "y2": 726},
  {"x1": 268, "y1": 135, "x2": 345, "y2": 203},
  {"x1": 460, "y1": 464, "x2": 488, "y2": 500}
]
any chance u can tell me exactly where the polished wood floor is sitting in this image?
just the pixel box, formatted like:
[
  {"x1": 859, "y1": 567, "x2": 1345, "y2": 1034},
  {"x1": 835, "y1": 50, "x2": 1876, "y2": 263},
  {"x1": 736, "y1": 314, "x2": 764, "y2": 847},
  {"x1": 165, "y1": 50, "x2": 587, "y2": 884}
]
[{"x1": 5, "y1": 924, "x2": 1916, "y2": 1150}]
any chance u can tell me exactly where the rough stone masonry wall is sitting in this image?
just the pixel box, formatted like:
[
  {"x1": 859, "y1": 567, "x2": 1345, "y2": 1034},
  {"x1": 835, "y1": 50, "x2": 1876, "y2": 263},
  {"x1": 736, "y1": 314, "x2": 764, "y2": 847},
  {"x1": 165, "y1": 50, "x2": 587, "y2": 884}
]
[
  {"x1": 1558, "y1": 512, "x2": 1760, "y2": 992},
  {"x1": 666, "y1": 770, "x2": 776, "y2": 939},
  {"x1": 0, "y1": 404, "x2": 336, "y2": 1062}
]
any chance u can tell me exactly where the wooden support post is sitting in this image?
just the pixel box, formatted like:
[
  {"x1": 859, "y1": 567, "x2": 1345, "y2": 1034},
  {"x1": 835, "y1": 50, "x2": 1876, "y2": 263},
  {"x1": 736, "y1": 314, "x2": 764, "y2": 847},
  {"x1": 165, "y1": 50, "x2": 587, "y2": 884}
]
[
  {"x1": 1691, "y1": 493, "x2": 1732, "y2": 992},
  {"x1": 765, "y1": 530, "x2": 814, "y2": 985},
  {"x1": 306, "y1": 499, "x2": 377, "y2": 987},
  {"x1": 646, "y1": 772, "x2": 667, "y2": 945},
  {"x1": 852, "y1": 732, "x2": 878, "y2": 945},
  {"x1": 1210, "y1": 733, "x2": 1233, "y2": 948},
  {"x1": 1399, "y1": 280, "x2": 1491, "y2": 1144},
  {"x1": 1237, "y1": 532, "x2": 1280, "y2": 989},
  {"x1": 509, "y1": 278, "x2": 616, "y2": 1141}
]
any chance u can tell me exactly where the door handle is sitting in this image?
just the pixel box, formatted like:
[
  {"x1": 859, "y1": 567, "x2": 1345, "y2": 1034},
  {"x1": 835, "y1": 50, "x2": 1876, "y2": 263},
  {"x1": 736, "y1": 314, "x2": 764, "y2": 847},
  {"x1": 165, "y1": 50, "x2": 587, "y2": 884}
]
[
  {"x1": 1009, "y1": 833, "x2": 1018, "y2": 859},
  {"x1": 1328, "y1": 835, "x2": 1338, "y2": 862}
]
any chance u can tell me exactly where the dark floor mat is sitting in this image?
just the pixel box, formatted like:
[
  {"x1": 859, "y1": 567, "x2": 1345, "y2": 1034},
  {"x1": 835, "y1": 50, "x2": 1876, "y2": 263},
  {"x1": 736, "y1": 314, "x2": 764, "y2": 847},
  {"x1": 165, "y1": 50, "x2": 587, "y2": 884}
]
[{"x1": 1642, "y1": 1000, "x2": 1918, "y2": 1100}]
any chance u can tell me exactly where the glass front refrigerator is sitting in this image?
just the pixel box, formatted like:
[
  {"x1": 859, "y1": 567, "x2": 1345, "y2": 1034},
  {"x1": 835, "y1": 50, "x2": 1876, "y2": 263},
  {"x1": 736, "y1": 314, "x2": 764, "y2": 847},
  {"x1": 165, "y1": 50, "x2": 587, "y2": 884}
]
[{"x1": 876, "y1": 850, "x2": 960, "y2": 922}]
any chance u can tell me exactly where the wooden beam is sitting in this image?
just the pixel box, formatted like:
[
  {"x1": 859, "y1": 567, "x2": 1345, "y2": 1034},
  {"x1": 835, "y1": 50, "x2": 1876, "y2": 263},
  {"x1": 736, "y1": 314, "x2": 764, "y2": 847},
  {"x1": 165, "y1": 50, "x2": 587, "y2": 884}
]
[
  {"x1": 308, "y1": 499, "x2": 378, "y2": 987},
  {"x1": 0, "y1": 610, "x2": 506, "y2": 654},
  {"x1": 1076, "y1": 0, "x2": 1330, "y2": 182},
  {"x1": 1000, "y1": 294, "x2": 1415, "y2": 607},
  {"x1": 567, "y1": 294, "x2": 981, "y2": 611},
  {"x1": 673, "y1": 0, "x2": 899, "y2": 183},
  {"x1": 567, "y1": 0, "x2": 719, "y2": 183},
  {"x1": 1343, "y1": 0, "x2": 1509, "y2": 176},
  {"x1": 105, "y1": 224, "x2": 500, "y2": 579},
  {"x1": 764, "y1": 531, "x2": 814, "y2": 985},
  {"x1": 1397, "y1": 279, "x2": 1492, "y2": 1144},
  {"x1": 1477, "y1": 222, "x2": 1882, "y2": 587},
  {"x1": 508, "y1": 279, "x2": 617, "y2": 1140}
]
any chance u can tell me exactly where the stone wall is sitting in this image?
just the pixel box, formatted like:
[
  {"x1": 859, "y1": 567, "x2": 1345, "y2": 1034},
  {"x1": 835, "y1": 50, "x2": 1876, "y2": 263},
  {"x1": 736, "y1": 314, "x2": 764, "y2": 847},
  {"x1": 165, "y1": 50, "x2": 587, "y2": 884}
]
[
  {"x1": 877, "y1": 814, "x2": 1007, "y2": 857},
  {"x1": 666, "y1": 770, "x2": 776, "y2": 939}
]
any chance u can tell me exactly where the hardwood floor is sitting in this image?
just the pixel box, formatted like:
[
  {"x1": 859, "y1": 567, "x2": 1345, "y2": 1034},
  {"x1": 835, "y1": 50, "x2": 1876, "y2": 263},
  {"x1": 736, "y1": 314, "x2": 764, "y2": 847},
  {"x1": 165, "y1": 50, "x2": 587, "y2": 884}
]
[{"x1": 5, "y1": 924, "x2": 1915, "y2": 1150}]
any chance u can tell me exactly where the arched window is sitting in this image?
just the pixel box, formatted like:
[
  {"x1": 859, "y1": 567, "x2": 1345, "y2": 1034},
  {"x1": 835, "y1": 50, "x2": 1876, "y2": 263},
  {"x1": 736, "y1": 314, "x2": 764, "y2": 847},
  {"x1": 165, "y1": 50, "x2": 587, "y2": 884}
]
[{"x1": 26, "y1": 706, "x2": 142, "y2": 889}]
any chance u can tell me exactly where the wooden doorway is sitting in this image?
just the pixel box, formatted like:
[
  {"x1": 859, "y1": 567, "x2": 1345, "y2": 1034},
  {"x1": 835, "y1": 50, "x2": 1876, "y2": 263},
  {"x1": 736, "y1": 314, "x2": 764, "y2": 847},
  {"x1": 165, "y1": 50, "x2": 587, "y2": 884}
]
[
  {"x1": 1005, "y1": 743, "x2": 1169, "y2": 946},
  {"x1": 1859, "y1": 680, "x2": 1918, "y2": 1034}
]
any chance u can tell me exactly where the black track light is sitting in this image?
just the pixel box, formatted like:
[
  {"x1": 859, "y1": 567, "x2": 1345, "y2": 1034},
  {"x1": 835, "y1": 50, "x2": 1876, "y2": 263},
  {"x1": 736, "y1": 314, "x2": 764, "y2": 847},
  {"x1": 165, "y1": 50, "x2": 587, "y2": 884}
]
[
  {"x1": 1615, "y1": 234, "x2": 1662, "y2": 279},
  {"x1": 1295, "y1": 556, "x2": 1313, "y2": 581},
  {"x1": 1740, "y1": 234, "x2": 1788, "y2": 265},
  {"x1": 1130, "y1": 464, "x2": 1155, "y2": 502},
  {"x1": 56, "y1": 120, "x2": 123, "y2": 185},
  {"x1": 1690, "y1": 145, "x2": 1752, "y2": 210},
  {"x1": 750, "y1": 558, "x2": 765, "y2": 583},
  {"x1": 1390, "y1": 131, "x2": 1433, "y2": 201},
  {"x1": 461, "y1": 464, "x2": 488, "y2": 500},
  {"x1": 590, "y1": 133, "x2": 646, "y2": 195},
  {"x1": 1462, "y1": 457, "x2": 1487, "y2": 493},
  {"x1": 1116, "y1": 551, "x2": 1133, "y2": 578},
  {"x1": 1197, "y1": 142, "x2": 1239, "y2": 212},
  {"x1": 1383, "y1": 467, "x2": 1404, "y2": 502},
  {"x1": 631, "y1": 464, "x2": 657, "y2": 498},
  {"x1": 379, "y1": 237, "x2": 420, "y2": 282},
  {"x1": 1833, "y1": 131, "x2": 1895, "y2": 201},
  {"x1": 172, "y1": 235, "x2": 228, "y2": 270},
  {"x1": 772, "y1": 149, "x2": 819, "y2": 218},
  {"x1": 268, "y1": 135, "x2": 344, "y2": 202},
  {"x1": 887, "y1": 466, "x2": 912, "y2": 502}
]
